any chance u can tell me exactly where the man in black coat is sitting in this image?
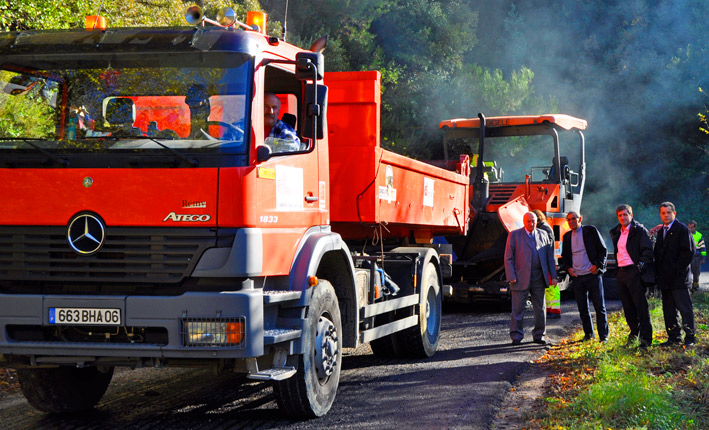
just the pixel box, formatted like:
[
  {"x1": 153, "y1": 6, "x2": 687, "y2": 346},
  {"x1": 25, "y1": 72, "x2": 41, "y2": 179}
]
[
  {"x1": 609, "y1": 204, "x2": 654, "y2": 348},
  {"x1": 560, "y1": 211, "x2": 608, "y2": 342},
  {"x1": 654, "y1": 201, "x2": 696, "y2": 346}
]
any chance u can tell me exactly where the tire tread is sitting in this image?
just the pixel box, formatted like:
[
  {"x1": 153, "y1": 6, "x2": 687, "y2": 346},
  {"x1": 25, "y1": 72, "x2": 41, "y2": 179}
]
[{"x1": 17, "y1": 366, "x2": 113, "y2": 413}]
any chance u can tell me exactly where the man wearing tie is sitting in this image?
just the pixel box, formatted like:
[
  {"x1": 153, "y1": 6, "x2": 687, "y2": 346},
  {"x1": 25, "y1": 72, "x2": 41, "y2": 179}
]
[
  {"x1": 504, "y1": 211, "x2": 558, "y2": 346},
  {"x1": 654, "y1": 202, "x2": 697, "y2": 347}
]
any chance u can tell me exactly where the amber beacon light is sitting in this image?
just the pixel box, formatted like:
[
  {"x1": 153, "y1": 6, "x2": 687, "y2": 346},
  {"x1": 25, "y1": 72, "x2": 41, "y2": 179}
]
[
  {"x1": 246, "y1": 11, "x2": 267, "y2": 34},
  {"x1": 85, "y1": 15, "x2": 107, "y2": 31}
]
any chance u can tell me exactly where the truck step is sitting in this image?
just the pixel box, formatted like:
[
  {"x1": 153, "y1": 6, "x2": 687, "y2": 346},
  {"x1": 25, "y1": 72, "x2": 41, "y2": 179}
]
[
  {"x1": 262, "y1": 290, "x2": 302, "y2": 304},
  {"x1": 264, "y1": 328, "x2": 302, "y2": 345},
  {"x1": 246, "y1": 366, "x2": 297, "y2": 381}
]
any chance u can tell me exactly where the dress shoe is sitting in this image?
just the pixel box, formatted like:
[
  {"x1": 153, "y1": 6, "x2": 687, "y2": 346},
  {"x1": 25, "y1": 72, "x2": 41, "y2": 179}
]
[
  {"x1": 511, "y1": 339, "x2": 522, "y2": 345},
  {"x1": 533, "y1": 339, "x2": 548, "y2": 345},
  {"x1": 659, "y1": 340, "x2": 679, "y2": 347},
  {"x1": 582, "y1": 335, "x2": 595, "y2": 342},
  {"x1": 624, "y1": 336, "x2": 639, "y2": 347},
  {"x1": 684, "y1": 338, "x2": 696, "y2": 347}
]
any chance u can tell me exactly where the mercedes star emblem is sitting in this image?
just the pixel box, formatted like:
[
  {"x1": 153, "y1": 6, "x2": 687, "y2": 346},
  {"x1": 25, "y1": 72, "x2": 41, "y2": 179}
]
[{"x1": 67, "y1": 213, "x2": 105, "y2": 255}]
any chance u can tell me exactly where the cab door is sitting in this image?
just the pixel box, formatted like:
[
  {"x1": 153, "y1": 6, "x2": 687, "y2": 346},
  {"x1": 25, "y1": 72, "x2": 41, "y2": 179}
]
[{"x1": 235, "y1": 61, "x2": 325, "y2": 276}]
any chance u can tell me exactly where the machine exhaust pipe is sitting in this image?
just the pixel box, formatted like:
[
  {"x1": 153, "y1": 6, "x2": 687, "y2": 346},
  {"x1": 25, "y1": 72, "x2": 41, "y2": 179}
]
[{"x1": 472, "y1": 113, "x2": 489, "y2": 212}]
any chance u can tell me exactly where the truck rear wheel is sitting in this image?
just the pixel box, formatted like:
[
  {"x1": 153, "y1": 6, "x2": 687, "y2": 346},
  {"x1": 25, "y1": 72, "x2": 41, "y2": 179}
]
[
  {"x1": 274, "y1": 280, "x2": 342, "y2": 418},
  {"x1": 394, "y1": 261, "x2": 441, "y2": 357},
  {"x1": 17, "y1": 366, "x2": 114, "y2": 413}
]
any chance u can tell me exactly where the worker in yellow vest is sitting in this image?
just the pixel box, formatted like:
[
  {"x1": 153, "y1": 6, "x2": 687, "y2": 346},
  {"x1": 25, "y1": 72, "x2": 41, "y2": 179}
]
[
  {"x1": 532, "y1": 210, "x2": 560, "y2": 318},
  {"x1": 688, "y1": 220, "x2": 706, "y2": 292}
]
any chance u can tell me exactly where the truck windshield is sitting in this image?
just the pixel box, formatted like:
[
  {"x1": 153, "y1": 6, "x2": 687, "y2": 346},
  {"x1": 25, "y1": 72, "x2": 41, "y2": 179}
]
[{"x1": 0, "y1": 56, "x2": 251, "y2": 155}]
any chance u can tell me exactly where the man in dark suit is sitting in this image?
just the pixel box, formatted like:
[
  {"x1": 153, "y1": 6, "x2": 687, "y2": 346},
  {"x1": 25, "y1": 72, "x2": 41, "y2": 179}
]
[
  {"x1": 560, "y1": 211, "x2": 608, "y2": 342},
  {"x1": 504, "y1": 211, "x2": 558, "y2": 346},
  {"x1": 654, "y1": 201, "x2": 696, "y2": 346}
]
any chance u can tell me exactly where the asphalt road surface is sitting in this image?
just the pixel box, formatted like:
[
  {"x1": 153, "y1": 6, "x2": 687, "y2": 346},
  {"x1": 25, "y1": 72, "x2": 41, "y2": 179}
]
[{"x1": 0, "y1": 297, "x2": 619, "y2": 430}]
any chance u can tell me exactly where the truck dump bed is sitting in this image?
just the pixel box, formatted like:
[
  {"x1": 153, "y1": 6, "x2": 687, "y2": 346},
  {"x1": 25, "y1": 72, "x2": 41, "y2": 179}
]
[{"x1": 325, "y1": 71, "x2": 469, "y2": 241}]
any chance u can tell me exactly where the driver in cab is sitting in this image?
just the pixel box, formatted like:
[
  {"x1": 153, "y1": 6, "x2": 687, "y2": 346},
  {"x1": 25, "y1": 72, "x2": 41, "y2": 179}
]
[{"x1": 264, "y1": 92, "x2": 300, "y2": 152}]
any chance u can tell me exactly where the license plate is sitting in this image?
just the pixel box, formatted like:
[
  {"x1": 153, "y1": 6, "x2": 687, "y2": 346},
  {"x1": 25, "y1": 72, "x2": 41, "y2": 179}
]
[{"x1": 48, "y1": 308, "x2": 121, "y2": 325}]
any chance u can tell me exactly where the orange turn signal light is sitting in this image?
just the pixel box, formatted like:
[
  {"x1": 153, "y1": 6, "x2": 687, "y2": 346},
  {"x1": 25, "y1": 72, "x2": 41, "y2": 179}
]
[
  {"x1": 246, "y1": 11, "x2": 267, "y2": 34},
  {"x1": 226, "y1": 322, "x2": 244, "y2": 344},
  {"x1": 309, "y1": 276, "x2": 319, "y2": 287},
  {"x1": 85, "y1": 15, "x2": 107, "y2": 31}
]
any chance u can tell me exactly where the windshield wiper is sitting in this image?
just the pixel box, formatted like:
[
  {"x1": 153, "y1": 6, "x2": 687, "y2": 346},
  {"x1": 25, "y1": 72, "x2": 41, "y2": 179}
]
[
  {"x1": 108, "y1": 136, "x2": 199, "y2": 167},
  {"x1": 0, "y1": 137, "x2": 70, "y2": 167},
  {"x1": 146, "y1": 137, "x2": 199, "y2": 167}
]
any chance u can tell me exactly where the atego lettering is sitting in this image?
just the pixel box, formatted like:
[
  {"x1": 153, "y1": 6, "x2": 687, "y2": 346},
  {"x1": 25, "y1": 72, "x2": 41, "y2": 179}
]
[{"x1": 163, "y1": 212, "x2": 212, "y2": 222}]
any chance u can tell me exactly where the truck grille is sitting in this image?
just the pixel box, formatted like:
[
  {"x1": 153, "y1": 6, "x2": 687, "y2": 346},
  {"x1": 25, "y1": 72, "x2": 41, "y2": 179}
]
[{"x1": 0, "y1": 226, "x2": 220, "y2": 285}]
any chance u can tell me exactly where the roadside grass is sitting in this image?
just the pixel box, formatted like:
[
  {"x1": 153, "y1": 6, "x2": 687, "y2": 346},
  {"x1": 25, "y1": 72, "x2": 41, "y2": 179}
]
[{"x1": 531, "y1": 291, "x2": 709, "y2": 429}]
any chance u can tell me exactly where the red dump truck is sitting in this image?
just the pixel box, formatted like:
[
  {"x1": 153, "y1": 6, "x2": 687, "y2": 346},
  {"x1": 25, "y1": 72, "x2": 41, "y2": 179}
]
[{"x1": 0, "y1": 8, "x2": 469, "y2": 417}]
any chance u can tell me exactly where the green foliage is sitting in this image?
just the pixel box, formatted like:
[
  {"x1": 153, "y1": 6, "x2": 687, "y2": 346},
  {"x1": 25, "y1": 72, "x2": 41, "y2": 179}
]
[
  {"x1": 700, "y1": 87, "x2": 709, "y2": 144},
  {"x1": 0, "y1": 72, "x2": 55, "y2": 138},
  {"x1": 0, "y1": 1, "x2": 265, "y2": 30},
  {"x1": 0, "y1": 0, "x2": 93, "y2": 31},
  {"x1": 463, "y1": 65, "x2": 538, "y2": 114},
  {"x1": 575, "y1": 360, "x2": 685, "y2": 429},
  {"x1": 370, "y1": 0, "x2": 475, "y2": 72},
  {"x1": 0, "y1": 94, "x2": 55, "y2": 138}
]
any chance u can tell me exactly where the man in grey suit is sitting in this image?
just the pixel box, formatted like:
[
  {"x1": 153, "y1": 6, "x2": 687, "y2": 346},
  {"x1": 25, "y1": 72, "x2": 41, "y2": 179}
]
[{"x1": 504, "y1": 211, "x2": 558, "y2": 345}]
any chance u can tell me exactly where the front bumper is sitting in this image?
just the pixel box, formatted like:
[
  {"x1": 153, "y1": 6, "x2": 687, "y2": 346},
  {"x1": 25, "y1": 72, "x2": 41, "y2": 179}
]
[{"x1": 0, "y1": 290, "x2": 264, "y2": 360}]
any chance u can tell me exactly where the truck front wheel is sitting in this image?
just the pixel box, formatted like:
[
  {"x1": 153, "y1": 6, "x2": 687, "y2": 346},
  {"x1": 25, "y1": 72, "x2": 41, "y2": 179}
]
[
  {"x1": 17, "y1": 366, "x2": 114, "y2": 413},
  {"x1": 274, "y1": 279, "x2": 342, "y2": 418}
]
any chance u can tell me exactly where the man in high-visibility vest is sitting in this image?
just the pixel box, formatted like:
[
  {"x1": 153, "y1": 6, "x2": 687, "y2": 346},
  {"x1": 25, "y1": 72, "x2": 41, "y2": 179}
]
[{"x1": 688, "y1": 220, "x2": 706, "y2": 293}]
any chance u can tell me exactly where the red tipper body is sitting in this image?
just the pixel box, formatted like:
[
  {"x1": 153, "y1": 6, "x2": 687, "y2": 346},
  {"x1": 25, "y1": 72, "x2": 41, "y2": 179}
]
[{"x1": 327, "y1": 71, "x2": 469, "y2": 241}]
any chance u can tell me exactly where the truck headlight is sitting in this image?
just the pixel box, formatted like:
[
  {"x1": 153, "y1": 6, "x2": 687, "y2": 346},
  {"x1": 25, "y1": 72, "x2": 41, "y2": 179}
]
[{"x1": 182, "y1": 318, "x2": 245, "y2": 347}]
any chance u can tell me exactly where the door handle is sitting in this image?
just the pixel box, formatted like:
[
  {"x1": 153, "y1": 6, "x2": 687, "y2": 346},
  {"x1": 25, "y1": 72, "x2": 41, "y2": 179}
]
[{"x1": 305, "y1": 195, "x2": 319, "y2": 202}]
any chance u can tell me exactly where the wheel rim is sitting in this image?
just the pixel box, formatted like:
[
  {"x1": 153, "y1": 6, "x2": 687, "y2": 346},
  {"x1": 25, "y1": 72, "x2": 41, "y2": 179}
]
[
  {"x1": 425, "y1": 285, "x2": 439, "y2": 338},
  {"x1": 314, "y1": 315, "x2": 339, "y2": 381}
]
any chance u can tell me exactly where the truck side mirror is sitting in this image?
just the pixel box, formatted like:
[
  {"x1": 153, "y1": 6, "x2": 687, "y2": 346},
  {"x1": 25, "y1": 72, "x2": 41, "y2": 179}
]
[
  {"x1": 303, "y1": 84, "x2": 327, "y2": 140},
  {"x1": 256, "y1": 144, "x2": 272, "y2": 162},
  {"x1": 295, "y1": 52, "x2": 324, "y2": 81}
]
